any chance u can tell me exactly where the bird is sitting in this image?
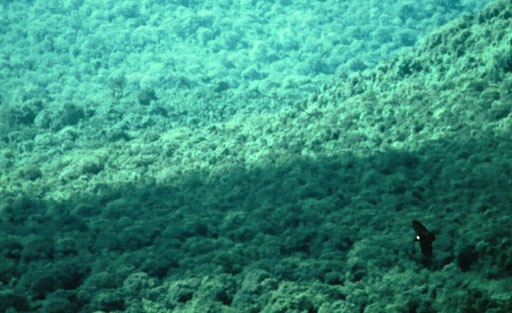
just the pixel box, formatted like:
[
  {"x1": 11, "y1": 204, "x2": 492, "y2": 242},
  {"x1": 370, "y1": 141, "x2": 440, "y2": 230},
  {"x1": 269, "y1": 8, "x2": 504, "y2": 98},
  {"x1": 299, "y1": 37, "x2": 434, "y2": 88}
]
[{"x1": 412, "y1": 220, "x2": 436, "y2": 260}]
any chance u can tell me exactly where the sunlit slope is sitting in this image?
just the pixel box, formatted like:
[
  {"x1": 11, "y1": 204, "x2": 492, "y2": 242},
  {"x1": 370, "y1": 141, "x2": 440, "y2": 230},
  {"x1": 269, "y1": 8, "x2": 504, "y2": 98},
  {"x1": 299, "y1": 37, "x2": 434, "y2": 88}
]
[{"x1": 2, "y1": 0, "x2": 510, "y2": 202}]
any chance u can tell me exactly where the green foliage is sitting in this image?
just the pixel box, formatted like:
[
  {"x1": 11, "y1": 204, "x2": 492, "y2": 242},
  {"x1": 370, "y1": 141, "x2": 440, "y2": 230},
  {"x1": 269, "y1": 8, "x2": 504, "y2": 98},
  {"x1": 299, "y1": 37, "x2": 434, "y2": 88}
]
[
  {"x1": 0, "y1": 289, "x2": 30, "y2": 312},
  {"x1": 0, "y1": 100, "x2": 42, "y2": 128}
]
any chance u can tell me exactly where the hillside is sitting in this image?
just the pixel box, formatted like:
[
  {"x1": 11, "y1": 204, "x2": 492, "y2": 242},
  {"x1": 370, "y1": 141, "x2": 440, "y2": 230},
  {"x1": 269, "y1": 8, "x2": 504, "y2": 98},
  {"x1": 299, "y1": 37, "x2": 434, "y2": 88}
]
[{"x1": 1, "y1": 0, "x2": 512, "y2": 312}]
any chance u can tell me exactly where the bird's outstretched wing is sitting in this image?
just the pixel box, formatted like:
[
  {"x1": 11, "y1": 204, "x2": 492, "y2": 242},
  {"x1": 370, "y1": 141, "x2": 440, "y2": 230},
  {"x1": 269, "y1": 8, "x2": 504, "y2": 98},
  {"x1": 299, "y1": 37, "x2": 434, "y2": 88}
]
[
  {"x1": 412, "y1": 220, "x2": 430, "y2": 237},
  {"x1": 419, "y1": 234, "x2": 434, "y2": 258}
]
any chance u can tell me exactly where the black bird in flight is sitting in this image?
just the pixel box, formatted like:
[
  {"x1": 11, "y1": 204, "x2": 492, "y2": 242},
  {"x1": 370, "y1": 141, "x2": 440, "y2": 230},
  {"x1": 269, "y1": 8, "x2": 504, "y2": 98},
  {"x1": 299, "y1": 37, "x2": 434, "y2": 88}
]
[{"x1": 412, "y1": 220, "x2": 436, "y2": 260}]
